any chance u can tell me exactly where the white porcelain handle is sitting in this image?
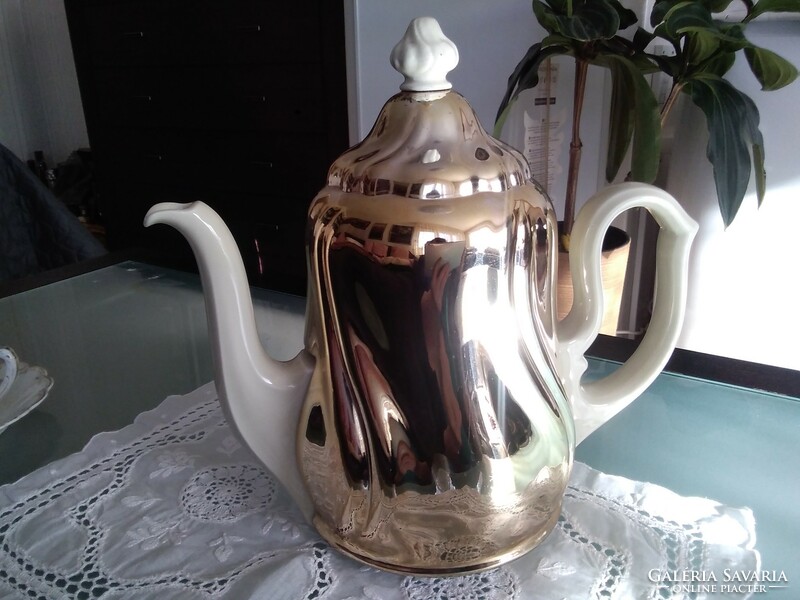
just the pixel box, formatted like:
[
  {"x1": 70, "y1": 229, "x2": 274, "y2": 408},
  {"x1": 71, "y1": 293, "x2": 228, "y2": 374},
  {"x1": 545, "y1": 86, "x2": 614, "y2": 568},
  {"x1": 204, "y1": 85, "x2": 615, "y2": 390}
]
[
  {"x1": 555, "y1": 182, "x2": 698, "y2": 444},
  {"x1": 0, "y1": 346, "x2": 18, "y2": 400}
]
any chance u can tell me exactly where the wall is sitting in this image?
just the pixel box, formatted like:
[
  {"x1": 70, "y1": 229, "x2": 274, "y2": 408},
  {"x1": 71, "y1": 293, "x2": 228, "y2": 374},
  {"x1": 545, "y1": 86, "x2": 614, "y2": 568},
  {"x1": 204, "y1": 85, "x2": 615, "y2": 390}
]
[
  {"x1": 0, "y1": 0, "x2": 88, "y2": 166},
  {"x1": 666, "y1": 21, "x2": 800, "y2": 371}
]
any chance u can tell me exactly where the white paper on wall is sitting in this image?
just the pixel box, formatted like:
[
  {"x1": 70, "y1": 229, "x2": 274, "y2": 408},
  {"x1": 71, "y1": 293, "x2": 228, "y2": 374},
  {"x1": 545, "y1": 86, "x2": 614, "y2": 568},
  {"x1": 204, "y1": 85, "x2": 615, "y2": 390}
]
[{"x1": 521, "y1": 59, "x2": 566, "y2": 195}]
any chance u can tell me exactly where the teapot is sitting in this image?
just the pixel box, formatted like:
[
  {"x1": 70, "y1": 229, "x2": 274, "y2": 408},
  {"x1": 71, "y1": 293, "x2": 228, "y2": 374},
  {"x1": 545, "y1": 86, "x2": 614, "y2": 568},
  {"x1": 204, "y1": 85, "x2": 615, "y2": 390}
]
[{"x1": 144, "y1": 17, "x2": 697, "y2": 575}]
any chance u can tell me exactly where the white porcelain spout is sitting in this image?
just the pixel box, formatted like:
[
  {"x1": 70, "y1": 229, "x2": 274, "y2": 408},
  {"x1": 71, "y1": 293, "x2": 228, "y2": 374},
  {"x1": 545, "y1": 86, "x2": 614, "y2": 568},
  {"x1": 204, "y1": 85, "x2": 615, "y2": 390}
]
[{"x1": 144, "y1": 201, "x2": 315, "y2": 520}]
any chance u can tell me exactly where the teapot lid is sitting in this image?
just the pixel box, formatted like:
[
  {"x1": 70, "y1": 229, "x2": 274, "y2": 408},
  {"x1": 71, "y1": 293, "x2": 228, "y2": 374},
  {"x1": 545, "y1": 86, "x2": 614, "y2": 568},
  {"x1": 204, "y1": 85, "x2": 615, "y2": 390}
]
[{"x1": 327, "y1": 17, "x2": 531, "y2": 200}]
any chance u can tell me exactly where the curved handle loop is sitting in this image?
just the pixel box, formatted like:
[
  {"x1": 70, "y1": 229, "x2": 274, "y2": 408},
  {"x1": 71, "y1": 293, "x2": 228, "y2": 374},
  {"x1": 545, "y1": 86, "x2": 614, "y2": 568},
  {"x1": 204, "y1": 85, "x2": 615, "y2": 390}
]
[{"x1": 555, "y1": 182, "x2": 698, "y2": 444}]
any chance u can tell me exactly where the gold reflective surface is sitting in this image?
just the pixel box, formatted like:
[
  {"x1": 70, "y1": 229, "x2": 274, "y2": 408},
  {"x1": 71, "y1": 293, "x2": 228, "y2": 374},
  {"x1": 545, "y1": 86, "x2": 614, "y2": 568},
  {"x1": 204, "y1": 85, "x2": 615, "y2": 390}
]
[{"x1": 297, "y1": 90, "x2": 575, "y2": 574}]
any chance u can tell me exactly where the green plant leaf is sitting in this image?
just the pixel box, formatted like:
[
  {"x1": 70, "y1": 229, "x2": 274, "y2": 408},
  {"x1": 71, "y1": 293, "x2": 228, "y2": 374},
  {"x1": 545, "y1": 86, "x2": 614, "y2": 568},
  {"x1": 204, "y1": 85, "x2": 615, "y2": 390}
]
[
  {"x1": 540, "y1": 33, "x2": 574, "y2": 47},
  {"x1": 534, "y1": 0, "x2": 622, "y2": 40},
  {"x1": 663, "y1": 2, "x2": 714, "y2": 38},
  {"x1": 744, "y1": 46, "x2": 799, "y2": 90},
  {"x1": 650, "y1": 52, "x2": 684, "y2": 77},
  {"x1": 685, "y1": 76, "x2": 765, "y2": 226},
  {"x1": 651, "y1": 0, "x2": 685, "y2": 28},
  {"x1": 633, "y1": 27, "x2": 656, "y2": 52},
  {"x1": 685, "y1": 30, "x2": 722, "y2": 65},
  {"x1": 544, "y1": 0, "x2": 569, "y2": 12},
  {"x1": 624, "y1": 50, "x2": 662, "y2": 73},
  {"x1": 654, "y1": 9, "x2": 749, "y2": 58},
  {"x1": 701, "y1": 0, "x2": 737, "y2": 13},
  {"x1": 747, "y1": 0, "x2": 800, "y2": 21},
  {"x1": 753, "y1": 142, "x2": 766, "y2": 206},
  {"x1": 494, "y1": 43, "x2": 570, "y2": 136},
  {"x1": 606, "y1": 59, "x2": 636, "y2": 181},
  {"x1": 714, "y1": 23, "x2": 750, "y2": 52},
  {"x1": 533, "y1": 0, "x2": 563, "y2": 33},
  {"x1": 603, "y1": 55, "x2": 662, "y2": 183},
  {"x1": 606, "y1": 0, "x2": 639, "y2": 29},
  {"x1": 703, "y1": 49, "x2": 737, "y2": 77}
]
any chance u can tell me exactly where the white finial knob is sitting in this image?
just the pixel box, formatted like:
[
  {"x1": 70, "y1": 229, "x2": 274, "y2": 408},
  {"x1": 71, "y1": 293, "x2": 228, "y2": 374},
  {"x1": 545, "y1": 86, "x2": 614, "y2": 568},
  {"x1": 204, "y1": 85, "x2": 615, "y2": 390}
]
[{"x1": 390, "y1": 17, "x2": 459, "y2": 92}]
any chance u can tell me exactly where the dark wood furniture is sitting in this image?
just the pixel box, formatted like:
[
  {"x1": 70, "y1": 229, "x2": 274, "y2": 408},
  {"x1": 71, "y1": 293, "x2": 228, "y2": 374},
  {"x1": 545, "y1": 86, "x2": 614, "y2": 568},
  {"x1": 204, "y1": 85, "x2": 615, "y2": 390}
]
[{"x1": 64, "y1": 0, "x2": 350, "y2": 295}]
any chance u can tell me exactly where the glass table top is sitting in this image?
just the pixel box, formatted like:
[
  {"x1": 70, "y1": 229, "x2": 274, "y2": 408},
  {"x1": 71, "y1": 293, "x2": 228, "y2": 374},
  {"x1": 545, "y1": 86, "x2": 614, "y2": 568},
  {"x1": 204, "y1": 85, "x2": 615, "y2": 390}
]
[
  {"x1": 578, "y1": 359, "x2": 799, "y2": 594},
  {"x1": 1, "y1": 261, "x2": 798, "y2": 594},
  {"x1": 0, "y1": 262, "x2": 305, "y2": 484}
]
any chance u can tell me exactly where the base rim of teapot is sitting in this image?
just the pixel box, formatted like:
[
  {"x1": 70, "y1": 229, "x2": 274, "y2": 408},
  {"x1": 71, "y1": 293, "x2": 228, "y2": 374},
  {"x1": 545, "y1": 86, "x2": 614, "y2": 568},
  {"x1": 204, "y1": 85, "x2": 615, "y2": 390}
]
[{"x1": 313, "y1": 509, "x2": 561, "y2": 577}]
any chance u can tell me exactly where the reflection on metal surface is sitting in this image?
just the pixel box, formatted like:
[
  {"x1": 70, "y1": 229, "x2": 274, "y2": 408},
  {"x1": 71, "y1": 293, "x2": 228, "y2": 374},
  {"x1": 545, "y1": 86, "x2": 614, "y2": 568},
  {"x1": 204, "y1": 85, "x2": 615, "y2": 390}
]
[
  {"x1": 327, "y1": 91, "x2": 531, "y2": 201},
  {"x1": 298, "y1": 87, "x2": 573, "y2": 574}
]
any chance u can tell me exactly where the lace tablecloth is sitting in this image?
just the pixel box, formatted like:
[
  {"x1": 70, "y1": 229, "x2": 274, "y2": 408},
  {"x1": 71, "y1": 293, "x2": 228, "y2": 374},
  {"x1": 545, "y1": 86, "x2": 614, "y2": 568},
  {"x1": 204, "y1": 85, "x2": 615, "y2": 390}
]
[{"x1": 0, "y1": 383, "x2": 759, "y2": 599}]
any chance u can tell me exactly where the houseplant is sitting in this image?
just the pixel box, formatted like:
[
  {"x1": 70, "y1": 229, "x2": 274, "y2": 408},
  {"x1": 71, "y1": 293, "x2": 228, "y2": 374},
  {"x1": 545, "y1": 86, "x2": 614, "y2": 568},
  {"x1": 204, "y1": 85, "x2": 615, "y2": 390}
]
[
  {"x1": 494, "y1": 0, "x2": 798, "y2": 329},
  {"x1": 494, "y1": 0, "x2": 662, "y2": 252},
  {"x1": 494, "y1": 0, "x2": 662, "y2": 331},
  {"x1": 638, "y1": 0, "x2": 799, "y2": 227}
]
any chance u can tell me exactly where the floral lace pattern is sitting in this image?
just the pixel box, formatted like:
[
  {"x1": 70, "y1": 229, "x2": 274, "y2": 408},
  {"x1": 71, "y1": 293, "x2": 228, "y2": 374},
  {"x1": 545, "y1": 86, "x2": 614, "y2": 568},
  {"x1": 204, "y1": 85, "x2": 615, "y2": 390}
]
[
  {"x1": 181, "y1": 463, "x2": 276, "y2": 522},
  {"x1": 402, "y1": 569, "x2": 520, "y2": 600},
  {"x1": 0, "y1": 383, "x2": 759, "y2": 599}
]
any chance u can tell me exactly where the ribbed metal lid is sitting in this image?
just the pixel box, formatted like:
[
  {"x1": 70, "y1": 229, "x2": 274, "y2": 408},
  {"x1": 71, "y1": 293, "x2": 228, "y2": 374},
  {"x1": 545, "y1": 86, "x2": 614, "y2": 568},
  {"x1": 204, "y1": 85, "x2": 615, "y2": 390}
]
[{"x1": 326, "y1": 17, "x2": 531, "y2": 199}]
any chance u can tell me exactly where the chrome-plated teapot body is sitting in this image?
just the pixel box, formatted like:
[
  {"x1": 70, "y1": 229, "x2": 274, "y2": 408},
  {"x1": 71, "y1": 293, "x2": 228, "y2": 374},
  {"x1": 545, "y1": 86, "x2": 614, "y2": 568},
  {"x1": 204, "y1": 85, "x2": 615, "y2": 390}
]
[
  {"x1": 144, "y1": 17, "x2": 697, "y2": 576},
  {"x1": 300, "y1": 96, "x2": 572, "y2": 570}
]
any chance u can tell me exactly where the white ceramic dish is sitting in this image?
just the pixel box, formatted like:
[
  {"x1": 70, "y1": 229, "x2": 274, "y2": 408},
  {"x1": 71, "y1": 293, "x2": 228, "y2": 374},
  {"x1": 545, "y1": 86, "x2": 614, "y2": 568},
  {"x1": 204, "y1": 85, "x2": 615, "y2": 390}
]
[{"x1": 0, "y1": 362, "x2": 54, "y2": 434}]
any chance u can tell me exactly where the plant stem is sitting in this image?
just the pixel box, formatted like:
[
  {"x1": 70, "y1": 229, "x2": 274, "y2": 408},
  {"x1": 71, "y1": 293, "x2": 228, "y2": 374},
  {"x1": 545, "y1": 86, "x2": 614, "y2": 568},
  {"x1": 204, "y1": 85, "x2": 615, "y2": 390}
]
[
  {"x1": 660, "y1": 81, "x2": 684, "y2": 129},
  {"x1": 563, "y1": 57, "x2": 589, "y2": 244}
]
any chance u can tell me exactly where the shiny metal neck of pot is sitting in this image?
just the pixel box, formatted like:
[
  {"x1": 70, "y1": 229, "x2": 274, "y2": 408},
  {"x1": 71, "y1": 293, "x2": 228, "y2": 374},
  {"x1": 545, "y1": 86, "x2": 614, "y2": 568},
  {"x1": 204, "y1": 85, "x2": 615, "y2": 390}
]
[{"x1": 327, "y1": 90, "x2": 533, "y2": 200}]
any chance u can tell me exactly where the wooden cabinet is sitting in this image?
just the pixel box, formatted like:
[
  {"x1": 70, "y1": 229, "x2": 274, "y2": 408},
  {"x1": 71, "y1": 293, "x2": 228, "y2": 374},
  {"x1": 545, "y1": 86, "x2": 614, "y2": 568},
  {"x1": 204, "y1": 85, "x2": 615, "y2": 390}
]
[{"x1": 65, "y1": 0, "x2": 349, "y2": 295}]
